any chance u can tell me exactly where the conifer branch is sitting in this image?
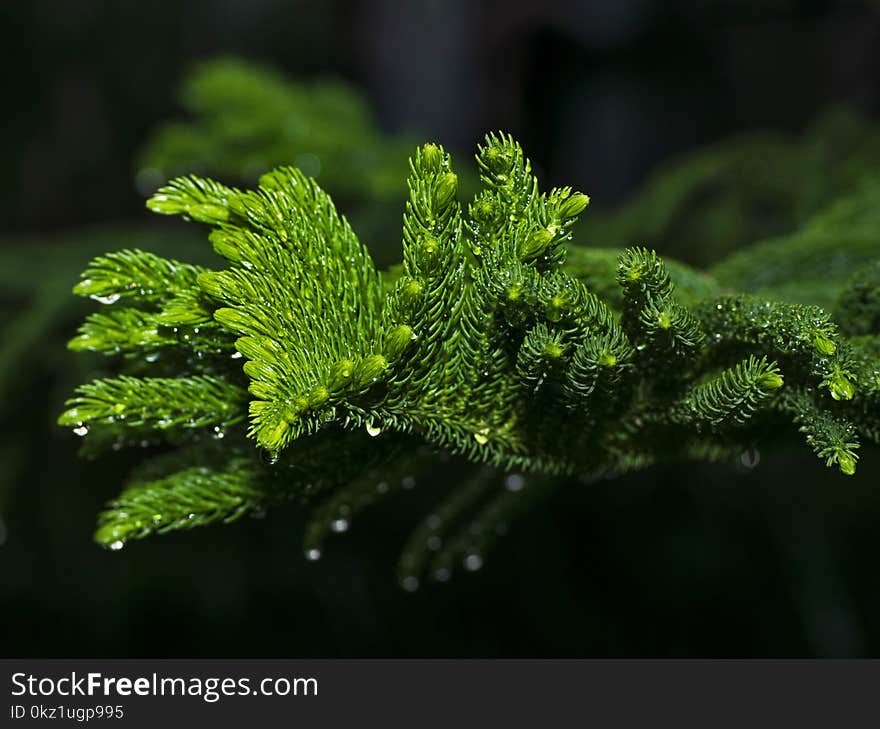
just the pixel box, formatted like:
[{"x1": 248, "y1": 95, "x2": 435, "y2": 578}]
[
  {"x1": 59, "y1": 375, "x2": 246, "y2": 432},
  {"x1": 681, "y1": 356, "x2": 784, "y2": 430},
  {"x1": 785, "y1": 391, "x2": 860, "y2": 476},
  {"x1": 73, "y1": 249, "x2": 206, "y2": 304},
  {"x1": 94, "y1": 458, "x2": 266, "y2": 547},
  {"x1": 59, "y1": 131, "x2": 880, "y2": 580}
]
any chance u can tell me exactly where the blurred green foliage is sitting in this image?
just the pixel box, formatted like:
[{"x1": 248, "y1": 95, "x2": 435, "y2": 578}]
[
  {"x1": 138, "y1": 57, "x2": 418, "y2": 201},
  {"x1": 581, "y1": 108, "x2": 880, "y2": 268},
  {"x1": 710, "y1": 177, "x2": 880, "y2": 309}
]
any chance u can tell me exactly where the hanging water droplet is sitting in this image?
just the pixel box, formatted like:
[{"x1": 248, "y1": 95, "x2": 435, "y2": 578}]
[
  {"x1": 73, "y1": 423, "x2": 89, "y2": 437},
  {"x1": 505, "y1": 473, "x2": 525, "y2": 492},
  {"x1": 401, "y1": 576, "x2": 420, "y2": 592},
  {"x1": 740, "y1": 448, "x2": 760, "y2": 469},
  {"x1": 145, "y1": 352, "x2": 160, "y2": 363},
  {"x1": 331, "y1": 518, "x2": 349, "y2": 533},
  {"x1": 464, "y1": 553, "x2": 483, "y2": 571},
  {"x1": 109, "y1": 540, "x2": 125, "y2": 551},
  {"x1": 231, "y1": 351, "x2": 243, "y2": 359},
  {"x1": 212, "y1": 425, "x2": 225, "y2": 439},
  {"x1": 261, "y1": 450, "x2": 279, "y2": 465},
  {"x1": 365, "y1": 422, "x2": 382, "y2": 437},
  {"x1": 91, "y1": 293, "x2": 120, "y2": 305},
  {"x1": 305, "y1": 548, "x2": 322, "y2": 561}
]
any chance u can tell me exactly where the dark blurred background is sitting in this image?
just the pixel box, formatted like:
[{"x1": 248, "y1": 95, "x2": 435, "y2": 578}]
[{"x1": 2, "y1": 0, "x2": 880, "y2": 657}]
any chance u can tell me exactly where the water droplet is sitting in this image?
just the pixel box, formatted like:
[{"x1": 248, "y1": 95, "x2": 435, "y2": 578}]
[
  {"x1": 231, "y1": 351, "x2": 243, "y2": 359},
  {"x1": 73, "y1": 423, "x2": 89, "y2": 437},
  {"x1": 331, "y1": 518, "x2": 349, "y2": 533},
  {"x1": 427, "y1": 535, "x2": 442, "y2": 551},
  {"x1": 91, "y1": 293, "x2": 120, "y2": 305},
  {"x1": 505, "y1": 474, "x2": 525, "y2": 492},
  {"x1": 365, "y1": 422, "x2": 382, "y2": 437},
  {"x1": 109, "y1": 540, "x2": 125, "y2": 551},
  {"x1": 740, "y1": 448, "x2": 760, "y2": 469},
  {"x1": 261, "y1": 450, "x2": 279, "y2": 465},
  {"x1": 305, "y1": 548, "x2": 322, "y2": 561},
  {"x1": 434, "y1": 567, "x2": 451, "y2": 582},
  {"x1": 376, "y1": 481, "x2": 390, "y2": 494},
  {"x1": 401, "y1": 476, "x2": 416, "y2": 490},
  {"x1": 464, "y1": 553, "x2": 483, "y2": 571},
  {"x1": 212, "y1": 425, "x2": 225, "y2": 439},
  {"x1": 401, "y1": 576, "x2": 420, "y2": 592},
  {"x1": 145, "y1": 352, "x2": 160, "y2": 363}
]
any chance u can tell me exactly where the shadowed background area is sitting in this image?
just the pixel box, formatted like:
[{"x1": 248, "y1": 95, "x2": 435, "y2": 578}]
[{"x1": 2, "y1": 0, "x2": 880, "y2": 657}]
